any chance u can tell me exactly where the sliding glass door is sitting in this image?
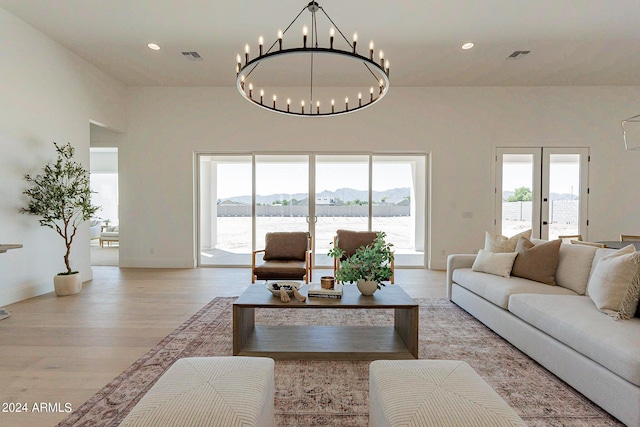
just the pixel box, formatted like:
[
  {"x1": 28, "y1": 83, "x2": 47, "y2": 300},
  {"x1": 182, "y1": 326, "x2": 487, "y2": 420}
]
[{"x1": 198, "y1": 153, "x2": 428, "y2": 268}]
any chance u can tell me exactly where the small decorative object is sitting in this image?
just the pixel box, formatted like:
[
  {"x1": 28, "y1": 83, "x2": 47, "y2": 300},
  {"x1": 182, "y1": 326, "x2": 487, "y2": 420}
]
[
  {"x1": 21, "y1": 142, "x2": 100, "y2": 296},
  {"x1": 266, "y1": 281, "x2": 302, "y2": 298},
  {"x1": 292, "y1": 288, "x2": 307, "y2": 302},
  {"x1": 327, "y1": 231, "x2": 394, "y2": 296},
  {"x1": 308, "y1": 282, "x2": 343, "y2": 299},
  {"x1": 321, "y1": 276, "x2": 335, "y2": 289},
  {"x1": 279, "y1": 287, "x2": 291, "y2": 302}
]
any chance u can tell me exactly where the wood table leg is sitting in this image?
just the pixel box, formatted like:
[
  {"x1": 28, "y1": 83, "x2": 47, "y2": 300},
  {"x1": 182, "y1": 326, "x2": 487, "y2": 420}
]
[
  {"x1": 394, "y1": 306, "x2": 419, "y2": 358},
  {"x1": 233, "y1": 305, "x2": 255, "y2": 355}
]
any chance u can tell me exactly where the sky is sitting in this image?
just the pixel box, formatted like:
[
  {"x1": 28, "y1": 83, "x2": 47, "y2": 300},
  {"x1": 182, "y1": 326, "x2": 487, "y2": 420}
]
[
  {"x1": 502, "y1": 158, "x2": 581, "y2": 196},
  {"x1": 216, "y1": 161, "x2": 413, "y2": 199}
]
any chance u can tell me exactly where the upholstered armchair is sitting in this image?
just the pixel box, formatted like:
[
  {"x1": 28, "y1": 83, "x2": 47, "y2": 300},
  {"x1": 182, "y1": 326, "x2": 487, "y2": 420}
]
[
  {"x1": 333, "y1": 229, "x2": 394, "y2": 284},
  {"x1": 252, "y1": 232, "x2": 313, "y2": 284}
]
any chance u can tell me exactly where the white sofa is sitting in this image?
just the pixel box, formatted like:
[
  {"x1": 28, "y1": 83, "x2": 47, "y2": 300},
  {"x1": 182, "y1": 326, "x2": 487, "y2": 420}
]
[
  {"x1": 100, "y1": 225, "x2": 119, "y2": 247},
  {"x1": 446, "y1": 242, "x2": 640, "y2": 427}
]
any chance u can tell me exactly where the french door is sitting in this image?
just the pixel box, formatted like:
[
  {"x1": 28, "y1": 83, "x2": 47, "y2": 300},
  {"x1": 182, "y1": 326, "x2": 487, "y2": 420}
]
[
  {"x1": 198, "y1": 153, "x2": 427, "y2": 267},
  {"x1": 495, "y1": 147, "x2": 589, "y2": 240}
]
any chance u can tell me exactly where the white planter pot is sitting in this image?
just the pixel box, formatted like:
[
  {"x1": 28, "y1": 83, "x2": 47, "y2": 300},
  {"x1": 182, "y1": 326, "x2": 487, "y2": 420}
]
[
  {"x1": 357, "y1": 279, "x2": 378, "y2": 296},
  {"x1": 53, "y1": 272, "x2": 82, "y2": 296}
]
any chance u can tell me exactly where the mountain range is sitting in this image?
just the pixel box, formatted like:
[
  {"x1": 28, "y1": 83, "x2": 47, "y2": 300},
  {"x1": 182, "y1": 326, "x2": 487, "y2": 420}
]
[{"x1": 221, "y1": 187, "x2": 410, "y2": 205}]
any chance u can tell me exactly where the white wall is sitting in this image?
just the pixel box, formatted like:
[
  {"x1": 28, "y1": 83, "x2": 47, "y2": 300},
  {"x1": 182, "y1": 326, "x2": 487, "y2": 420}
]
[
  {"x1": 0, "y1": 7, "x2": 127, "y2": 305},
  {"x1": 121, "y1": 86, "x2": 640, "y2": 270}
]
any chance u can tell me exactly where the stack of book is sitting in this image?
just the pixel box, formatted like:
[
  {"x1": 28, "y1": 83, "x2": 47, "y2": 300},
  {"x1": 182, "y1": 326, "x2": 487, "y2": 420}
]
[{"x1": 307, "y1": 282, "x2": 343, "y2": 299}]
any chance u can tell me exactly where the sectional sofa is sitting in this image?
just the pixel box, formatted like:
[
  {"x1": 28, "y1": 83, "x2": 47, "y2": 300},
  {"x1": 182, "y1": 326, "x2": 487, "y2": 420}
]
[{"x1": 446, "y1": 238, "x2": 640, "y2": 427}]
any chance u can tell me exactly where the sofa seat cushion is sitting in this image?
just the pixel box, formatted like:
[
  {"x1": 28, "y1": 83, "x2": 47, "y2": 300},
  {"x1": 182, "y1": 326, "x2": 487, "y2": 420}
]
[
  {"x1": 452, "y1": 268, "x2": 578, "y2": 309},
  {"x1": 509, "y1": 294, "x2": 640, "y2": 386}
]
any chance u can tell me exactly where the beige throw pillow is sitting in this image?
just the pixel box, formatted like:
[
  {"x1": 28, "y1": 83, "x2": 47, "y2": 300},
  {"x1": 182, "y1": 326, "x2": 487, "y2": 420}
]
[
  {"x1": 587, "y1": 244, "x2": 640, "y2": 320},
  {"x1": 485, "y1": 229, "x2": 532, "y2": 253},
  {"x1": 472, "y1": 249, "x2": 518, "y2": 278},
  {"x1": 511, "y1": 238, "x2": 561, "y2": 286}
]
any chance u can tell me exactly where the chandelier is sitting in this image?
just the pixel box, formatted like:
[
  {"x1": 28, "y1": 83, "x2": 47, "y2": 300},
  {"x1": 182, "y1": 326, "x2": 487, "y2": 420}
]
[{"x1": 236, "y1": 1, "x2": 390, "y2": 117}]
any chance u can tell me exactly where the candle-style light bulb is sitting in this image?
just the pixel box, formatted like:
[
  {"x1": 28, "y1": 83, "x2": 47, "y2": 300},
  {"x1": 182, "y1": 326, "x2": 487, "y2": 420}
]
[
  {"x1": 330, "y1": 28, "x2": 335, "y2": 49},
  {"x1": 259, "y1": 36, "x2": 264, "y2": 56},
  {"x1": 260, "y1": 89, "x2": 264, "y2": 104},
  {"x1": 385, "y1": 59, "x2": 390, "y2": 76},
  {"x1": 379, "y1": 79, "x2": 384, "y2": 93},
  {"x1": 249, "y1": 83, "x2": 253, "y2": 98},
  {"x1": 379, "y1": 50, "x2": 384, "y2": 68},
  {"x1": 353, "y1": 32, "x2": 358, "y2": 53},
  {"x1": 301, "y1": 99, "x2": 305, "y2": 114},
  {"x1": 345, "y1": 97, "x2": 349, "y2": 110},
  {"x1": 303, "y1": 25, "x2": 308, "y2": 48},
  {"x1": 287, "y1": 98, "x2": 291, "y2": 112},
  {"x1": 331, "y1": 99, "x2": 335, "y2": 113},
  {"x1": 369, "y1": 41, "x2": 374, "y2": 60},
  {"x1": 240, "y1": 74, "x2": 245, "y2": 90},
  {"x1": 245, "y1": 44, "x2": 250, "y2": 64},
  {"x1": 273, "y1": 94, "x2": 277, "y2": 109},
  {"x1": 316, "y1": 100, "x2": 320, "y2": 114},
  {"x1": 370, "y1": 86, "x2": 374, "y2": 101},
  {"x1": 278, "y1": 29, "x2": 283, "y2": 50},
  {"x1": 236, "y1": 54, "x2": 242, "y2": 73},
  {"x1": 358, "y1": 92, "x2": 362, "y2": 107}
]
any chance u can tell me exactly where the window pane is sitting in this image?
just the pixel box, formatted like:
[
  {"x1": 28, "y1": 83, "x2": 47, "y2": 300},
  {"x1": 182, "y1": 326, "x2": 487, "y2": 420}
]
[
  {"x1": 199, "y1": 155, "x2": 252, "y2": 266},
  {"x1": 314, "y1": 155, "x2": 369, "y2": 266},
  {"x1": 548, "y1": 154, "x2": 580, "y2": 240},
  {"x1": 373, "y1": 156, "x2": 425, "y2": 266},
  {"x1": 501, "y1": 154, "x2": 534, "y2": 237}
]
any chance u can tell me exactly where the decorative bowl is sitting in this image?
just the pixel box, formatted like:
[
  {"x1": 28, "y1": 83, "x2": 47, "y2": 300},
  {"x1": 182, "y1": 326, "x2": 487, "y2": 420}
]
[{"x1": 266, "y1": 281, "x2": 302, "y2": 297}]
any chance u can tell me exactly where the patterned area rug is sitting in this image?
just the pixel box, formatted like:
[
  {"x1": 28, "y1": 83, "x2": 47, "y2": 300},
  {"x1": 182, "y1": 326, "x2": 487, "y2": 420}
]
[{"x1": 57, "y1": 297, "x2": 621, "y2": 426}]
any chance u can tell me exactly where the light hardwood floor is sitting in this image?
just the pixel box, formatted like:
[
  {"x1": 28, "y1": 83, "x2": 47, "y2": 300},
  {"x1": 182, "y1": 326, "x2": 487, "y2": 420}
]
[{"x1": 0, "y1": 266, "x2": 446, "y2": 427}]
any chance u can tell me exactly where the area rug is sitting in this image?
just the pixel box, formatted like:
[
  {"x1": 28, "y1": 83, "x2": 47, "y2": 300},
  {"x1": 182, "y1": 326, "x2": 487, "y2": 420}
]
[{"x1": 57, "y1": 297, "x2": 622, "y2": 427}]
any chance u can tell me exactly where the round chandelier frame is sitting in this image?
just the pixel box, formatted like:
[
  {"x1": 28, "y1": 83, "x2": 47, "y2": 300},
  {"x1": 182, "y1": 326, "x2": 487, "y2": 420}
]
[{"x1": 236, "y1": 1, "x2": 390, "y2": 117}]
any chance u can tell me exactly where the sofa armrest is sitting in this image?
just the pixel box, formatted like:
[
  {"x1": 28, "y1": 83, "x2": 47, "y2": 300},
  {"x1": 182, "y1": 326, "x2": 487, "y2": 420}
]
[{"x1": 446, "y1": 254, "x2": 477, "y2": 300}]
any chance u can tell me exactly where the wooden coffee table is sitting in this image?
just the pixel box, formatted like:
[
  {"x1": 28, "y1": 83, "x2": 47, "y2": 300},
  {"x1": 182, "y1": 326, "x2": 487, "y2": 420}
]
[{"x1": 233, "y1": 284, "x2": 419, "y2": 360}]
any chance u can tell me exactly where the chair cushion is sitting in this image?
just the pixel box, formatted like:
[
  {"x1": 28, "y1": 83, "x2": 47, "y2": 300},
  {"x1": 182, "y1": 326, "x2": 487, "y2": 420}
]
[
  {"x1": 263, "y1": 232, "x2": 308, "y2": 261},
  {"x1": 254, "y1": 260, "x2": 307, "y2": 280},
  {"x1": 336, "y1": 230, "x2": 378, "y2": 259}
]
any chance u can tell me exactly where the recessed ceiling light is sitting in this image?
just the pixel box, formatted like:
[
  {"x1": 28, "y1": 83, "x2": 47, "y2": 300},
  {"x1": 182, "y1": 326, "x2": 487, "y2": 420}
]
[
  {"x1": 147, "y1": 43, "x2": 161, "y2": 51},
  {"x1": 461, "y1": 42, "x2": 475, "y2": 50}
]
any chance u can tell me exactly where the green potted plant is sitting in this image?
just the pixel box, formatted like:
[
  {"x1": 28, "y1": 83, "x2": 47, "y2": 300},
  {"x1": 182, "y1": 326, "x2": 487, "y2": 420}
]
[
  {"x1": 21, "y1": 142, "x2": 100, "y2": 296},
  {"x1": 328, "y1": 231, "x2": 394, "y2": 295}
]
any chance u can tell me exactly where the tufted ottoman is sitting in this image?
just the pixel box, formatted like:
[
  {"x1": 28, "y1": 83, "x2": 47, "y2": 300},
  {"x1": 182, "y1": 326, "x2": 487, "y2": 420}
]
[
  {"x1": 119, "y1": 357, "x2": 275, "y2": 427},
  {"x1": 369, "y1": 360, "x2": 526, "y2": 427}
]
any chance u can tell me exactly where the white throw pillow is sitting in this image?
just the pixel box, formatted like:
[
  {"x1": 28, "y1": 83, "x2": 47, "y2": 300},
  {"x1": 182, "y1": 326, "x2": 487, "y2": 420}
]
[
  {"x1": 555, "y1": 243, "x2": 598, "y2": 295},
  {"x1": 472, "y1": 249, "x2": 518, "y2": 278},
  {"x1": 484, "y1": 229, "x2": 532, "y2": 253},
  {"x1": 587, "y1": 244, "x2": 640, "y2": 320}
]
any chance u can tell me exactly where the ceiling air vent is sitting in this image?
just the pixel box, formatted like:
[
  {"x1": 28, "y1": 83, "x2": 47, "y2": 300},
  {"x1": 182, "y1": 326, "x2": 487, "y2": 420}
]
[
  {"x1": 182, "y1": 51, "x2": 203, "y2": 61},
  {"x1": 506, "y1": 50, "x2": 530, "y2": 60}
]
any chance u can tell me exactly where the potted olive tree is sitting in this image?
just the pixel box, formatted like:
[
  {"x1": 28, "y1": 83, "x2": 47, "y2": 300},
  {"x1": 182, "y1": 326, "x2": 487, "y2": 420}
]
[
  {"x1": 22, "y1": 142, "x2": 99, "y2": 296},
  {"x1": 328, "y1": 231, "x2": 394, "y2": 295}
]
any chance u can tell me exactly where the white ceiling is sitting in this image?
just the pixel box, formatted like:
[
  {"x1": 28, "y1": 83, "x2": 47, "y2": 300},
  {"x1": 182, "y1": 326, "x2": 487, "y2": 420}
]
[{"x1": 3, "y1": 0, "x2": 640, "y2": 88}]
